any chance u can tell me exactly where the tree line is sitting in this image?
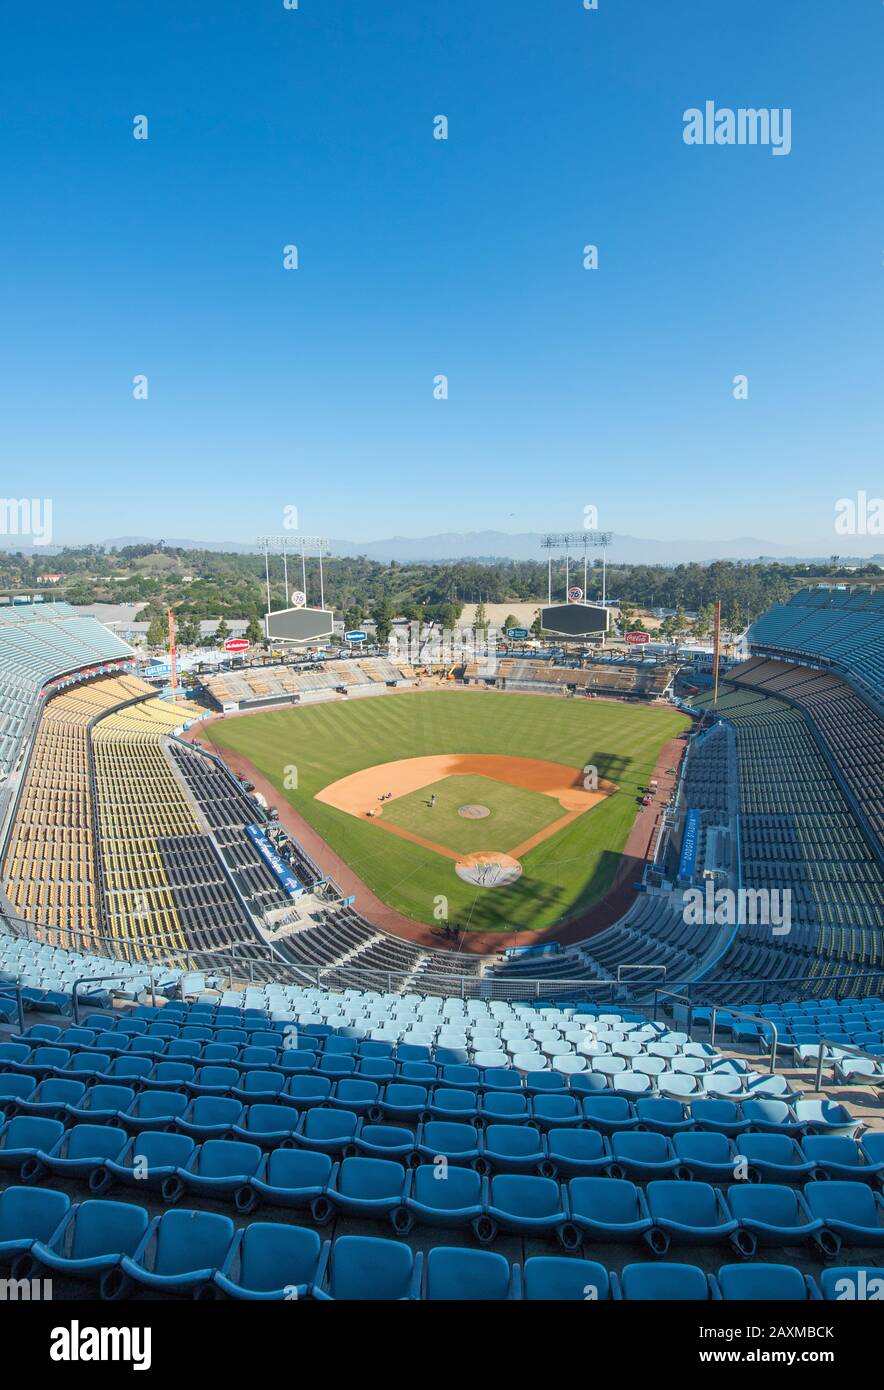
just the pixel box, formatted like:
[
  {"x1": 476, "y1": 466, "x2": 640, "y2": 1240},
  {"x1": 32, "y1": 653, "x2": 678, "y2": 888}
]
[{"x1": 1, "y1": 543, "x2": 880, "y2": 640}]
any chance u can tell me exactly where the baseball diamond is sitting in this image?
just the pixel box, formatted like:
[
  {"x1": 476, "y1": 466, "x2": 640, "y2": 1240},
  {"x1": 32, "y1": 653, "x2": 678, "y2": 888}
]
[{"x1": 202, "y1": 689, "x2": 688, "y2": 933}]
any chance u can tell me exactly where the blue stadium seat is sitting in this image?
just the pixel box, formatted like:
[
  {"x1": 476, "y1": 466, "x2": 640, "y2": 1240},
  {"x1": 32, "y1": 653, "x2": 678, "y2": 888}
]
[
  {"x1": 427, "y1": 1088, "x2": 480, "y2": 1122},
  {"x1": 480, "y1": 1067, "x2": 523, "y2": 1093},
  {"x1": 479, "y1": 1091, "x2": 532, "y2": 1125},
  {"x1": 802, "y1": 1135, "x2": 875, "y2": 1182},
  {"x1": 215, "y1": 1222, "x2": 324, "y2": 1300},
  {"x1": 353, "y1": 1123, "x2": 416, "y2": 1162},
  {"x1": 35, "y1": 1123, "x2": 129, "y2": 1182},
  {"x1": 715, "y1": 1263, "x2": 820, "y2": 1301},
  {"x1": 187, "y1": 1065, "x2": 240, "y2": 1097},
  {"x1": 424, "y1": 1246, "x2": 518, "y2": 1300},
  {"x1": 374, "y1": 1083, "x2": 429, "y2": 1122},
  {"x1": 400, "y1": 1164, "x2": 486, "y2": 1234},
  {"x1": 172, "y1": 1139, "x2": 264, "y2": 1204},
  {"x1": 120, "y1": 1089, "x2": 189, "y2": 1132},
  {"x1": 793, "y1": 1099, "x2": 859, "y2": 1137},
  {"x1": 177, "y1": 1096, "x2": 244, "y2": 1140},
  {"x1": 740, "y1": 1099, "x2": 803, "y2": 1136},
  {"x1": 523, "y1": 1255, "x2": 612, "y2": 1301},
  {"x1": 233, "y1": 1104, "x2": 299, "y2": 1145},
  {"x1": 397, "y1": 1061, "x2": 437, "y2": 1084},
  {"x1": 105, "y1": 1208, "x2": 235, "y2": 1299},
  {"x1": 531, "y1": 1093, "x2": 583, "y2": 1129},
  {"x1": 249, "y1": 1148, "x2": 333, "y2": 1216},
  {"x1": 141, "y1": 1061, "x2": 196, "y2": 1092},
  {"x1": 26, "y1": 1199, "x2": 150, "y2": 1282},
  {"x1": 673, "y1": 1131, "x2": 738, "y2": 1183},
  {"x1": 67, "y1": 1084, "x2": 136, "y2": 1124},
  {"x1": 232, "y1": 1070, "x2": 286, "y2": 1103},
  {"x1": 276, "y1": 1051, "x2": 316, "y2": 1075},
  {"x1": 620, "y1": 1262, "x2": 715, "y2": 1300},
  {"x1": 295, "y1": 1107, "x2": 359, "y2": 1155},
  {"x1": 728, "y1": 1184, "x2": 823, "y2": 1254},
  {"x1": 14, "y1": 1045, "x2": 72, "y2": 1077},
  {"x1": 634, "y1": 1097, "x2": 693, "y2": 1135},
  {"x1": 0, "y1": 1185, "x2": 71, "y2": 1267},
  {"x1": 804, "y1": 1181, "x2": 884, "y2": 1253},
  {"x1": 0, "y1": 1074, "x2": 36, "y2": 1107},
  {"x1": 479, "y1": 1124, "x2": 546, "y2": 1175},
  {"x1": 326, "y1": 1157, "x2": 408, "y2": 1219},
  {"x1": 0, "y1": 1116, "x2": 65, "y2": 1171},
  {"x1": 566, "y1": 1177, "x2": 652, "y2": 1245},
  {"x1": 860, "y1": 1132, "x2": 884, "y2": 1172},
  {"x1": 608, "y1": 1131, "x2": 679, "y2": 1181},
  {"x1": 284, "y1": 1075, "x2": 332, "y2": 1109},
  {"x1": 101, "y1": 1056, "x2": 155, "y2": 1084},
  {"x1": 645, "y1": 1181, "x2": 744, "y2": 1256},
  {"x1": 238, "y1": 1048, "x2": 278, "y2": 1069},
  {"x1": 313, "y1": 1234, "x2": 421, "y2": 1300},
  {"x1": 478, "y1": 1173, "x2": 567, "y2": 1243},
  {"x1": 328, "y1": 1079, "x2": 379, "y2": 1116},
  {"x1": 737, "y1": 1133, "x2": 815, "y2": 1183},
  {"x1": 95, "y1": 1131, "x2": 197, "y2": 1197},
  {"x1": 415, "y1": 1120, "x2": 482, "y2": 1167},
  {"x1": 9, "y1": 1026, "x2": 62, "y2": 1047},
  {"x1": 437, "y1": 1064, "x2": 479, "y2": 1090},
  {"x1": 544, "y1": 1128, "x2": 610, "y2": 1178},
  {"x1": 16, "y1": 1078, "x2": 86, "y2": 1120},
  {"x1": 356, "y1": 1058, "x2": 397, "y2": 1082},
  {"x1": 690, "y1": 1099, "x2": 749, "y2": 1136},
  {"x1": 580, "y1": 1095, "x2": 638, "y2": 1133},
  {"x1": 819, "y1": 1266, "x2": 884, "y2": 1301}
]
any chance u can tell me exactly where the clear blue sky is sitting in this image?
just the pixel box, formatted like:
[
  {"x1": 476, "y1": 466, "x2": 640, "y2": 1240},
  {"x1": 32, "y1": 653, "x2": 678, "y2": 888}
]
[{"x1": 1, "y1": 1, "x2": 881, "y2": 550}]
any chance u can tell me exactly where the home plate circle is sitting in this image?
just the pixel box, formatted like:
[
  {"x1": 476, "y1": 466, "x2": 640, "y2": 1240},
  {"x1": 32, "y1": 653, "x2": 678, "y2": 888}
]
[
  {"x1": 458, "y1": 804, "x2": 490, "y2": 819},
  {"x1": 455, "y1": 852, "x2": 522, "y2": 888}
]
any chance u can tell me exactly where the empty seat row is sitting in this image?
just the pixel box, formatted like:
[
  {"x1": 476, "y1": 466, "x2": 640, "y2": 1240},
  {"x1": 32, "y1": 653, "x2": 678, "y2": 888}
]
[
  {"x1": 1, "y1": 1184, "x2": 882, "y2": 1300},
  {"x1": 2, "y1": 1115, "x2": 882, "y2": 1260}
]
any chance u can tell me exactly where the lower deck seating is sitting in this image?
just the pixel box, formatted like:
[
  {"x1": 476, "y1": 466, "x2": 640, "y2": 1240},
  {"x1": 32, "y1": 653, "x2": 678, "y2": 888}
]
[{"x1": 0, "y1": 990, "x2": 880, "y2": 1301}]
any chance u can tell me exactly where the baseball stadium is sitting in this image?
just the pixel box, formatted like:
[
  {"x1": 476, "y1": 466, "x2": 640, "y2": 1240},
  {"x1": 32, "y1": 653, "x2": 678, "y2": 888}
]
[
  {"x1": 2, "y1": 0, "x2": 882, "y2": 1339},
  {"x1": 0, "y1": 576, "x2": 882, "y2": 1319}
]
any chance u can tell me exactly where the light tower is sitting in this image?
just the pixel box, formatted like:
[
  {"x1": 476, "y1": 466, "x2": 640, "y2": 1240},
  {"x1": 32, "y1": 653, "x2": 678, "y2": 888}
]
[{"x1": 256, "y1": 535, "x2": 335, "y2": 646}]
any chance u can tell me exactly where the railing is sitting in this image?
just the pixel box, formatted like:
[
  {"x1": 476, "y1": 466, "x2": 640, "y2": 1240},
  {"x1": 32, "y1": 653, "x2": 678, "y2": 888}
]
[
  {"x1": 3, "y1": 908, "x2": 884, "y2": 1007},
  {"x1": 0, "y1": 982, "x2": 25, "y2": 1033},
  {"x1": 652, "y1": 988, "x2": 694, "y2": 1038},
  {"x1": 616, "y1": 963, "x2": 666, "y2": 984},
  {"x1": 71, "y1": 971, "x2": 164, "y2": 1025},
  {"x1": 810, "y1": 1038, "x2": 884, "y2": 1094},
  {"x1": 709, "y1": 1005, "x2": 778, "y2": 1074}
]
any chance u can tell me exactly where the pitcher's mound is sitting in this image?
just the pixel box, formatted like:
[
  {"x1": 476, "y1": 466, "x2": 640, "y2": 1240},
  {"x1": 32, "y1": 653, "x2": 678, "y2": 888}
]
[
  {"x1": 458, "y1": 804, "x2": 490, "y2": 819},
  {"x1": 455, "y1": 852, "x2": 522, "y2": 888}
]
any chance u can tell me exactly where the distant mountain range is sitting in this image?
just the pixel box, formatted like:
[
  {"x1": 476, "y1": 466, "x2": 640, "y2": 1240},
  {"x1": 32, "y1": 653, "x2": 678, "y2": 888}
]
[{"x1": 3, "y1": 530, "x2": 883, "y2": 566}]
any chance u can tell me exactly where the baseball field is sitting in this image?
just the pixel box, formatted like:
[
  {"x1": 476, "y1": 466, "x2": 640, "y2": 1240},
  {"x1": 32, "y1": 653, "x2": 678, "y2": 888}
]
[{"x1": 202, "y1": 690, "x2": 688, "y2": 934}]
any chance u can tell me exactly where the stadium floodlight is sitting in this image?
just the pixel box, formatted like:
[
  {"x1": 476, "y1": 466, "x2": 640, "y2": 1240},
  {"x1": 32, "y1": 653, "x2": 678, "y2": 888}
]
[
  {"x1": 256, "y1": 534, "x2": 333, "y2": 643},
  {"x1": 540, "y1": 531, "x2": 614, "y2": 607}
]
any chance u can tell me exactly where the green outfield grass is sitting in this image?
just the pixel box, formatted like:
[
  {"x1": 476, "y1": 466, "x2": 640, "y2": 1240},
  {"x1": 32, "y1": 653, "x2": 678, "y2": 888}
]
[
  {"x1": 204, "y1": 691, "x2": 688, "y2": 933},
  {"x1": 381, "y1": 773, "x2": 563, "y2": 856}
]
